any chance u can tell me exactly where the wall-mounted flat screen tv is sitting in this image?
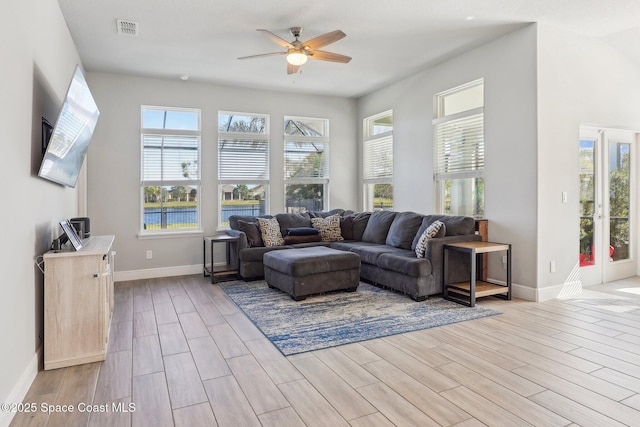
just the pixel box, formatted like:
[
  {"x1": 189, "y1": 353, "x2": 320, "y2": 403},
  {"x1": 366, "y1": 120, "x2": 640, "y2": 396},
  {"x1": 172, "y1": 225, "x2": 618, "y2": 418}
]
[{"x1": 38, "y1": 65, "x2": 100, "y2": 188}]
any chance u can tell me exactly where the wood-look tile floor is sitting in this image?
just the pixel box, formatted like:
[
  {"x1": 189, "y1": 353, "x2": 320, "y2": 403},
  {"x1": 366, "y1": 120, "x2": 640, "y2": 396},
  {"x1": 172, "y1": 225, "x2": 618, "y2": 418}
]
[{"x1": 11, "y1": 274, "x2": 640, "y2": 426}]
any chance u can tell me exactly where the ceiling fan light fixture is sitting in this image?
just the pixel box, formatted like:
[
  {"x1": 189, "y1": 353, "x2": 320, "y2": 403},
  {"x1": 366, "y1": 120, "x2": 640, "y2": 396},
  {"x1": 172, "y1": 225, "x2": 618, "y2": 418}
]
[{"x1": 286, "y1": 49, "x2": 308, "y2": 66}]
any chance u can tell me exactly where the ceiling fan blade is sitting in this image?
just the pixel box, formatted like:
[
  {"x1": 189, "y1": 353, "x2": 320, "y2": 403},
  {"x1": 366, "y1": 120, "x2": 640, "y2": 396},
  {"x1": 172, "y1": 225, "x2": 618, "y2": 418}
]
[
  {"x1": 303, "y1": 30, "x2": 346, "y2": 50},
  {"x1": 257, "y1": 29, "x2": 294, "y2": 48},
  {"x1": 287, "y1": 62, "x2": 300, "y2": 75},
  {"x1": 238, "y1": 52, "x2": 286, "y2": 60},
  {"x1": 308, "y1": 50, "x2": 352, "y2": 63}
]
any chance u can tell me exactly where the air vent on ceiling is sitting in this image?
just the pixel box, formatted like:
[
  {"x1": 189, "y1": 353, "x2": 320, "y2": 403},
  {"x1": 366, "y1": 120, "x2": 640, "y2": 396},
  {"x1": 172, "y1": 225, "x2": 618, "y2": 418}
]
[{"x1": 117, "y1": 19, "x2": 139, "y2": 36}]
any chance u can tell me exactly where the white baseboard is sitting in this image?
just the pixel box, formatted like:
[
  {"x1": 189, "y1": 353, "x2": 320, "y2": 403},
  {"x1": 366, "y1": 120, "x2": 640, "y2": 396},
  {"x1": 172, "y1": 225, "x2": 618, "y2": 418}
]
[
  {"x1": 489, "y1": 277, "x2": 582, "y2": 302},
  {"x1": 537, "y1": 280, "x2": 583, "y2": 301},
  {"x1": 511, "y1": 282, "x2": 537, "y2": 301},
  {"x1": 114, "y1": 264, "x2": 202, "y2": 282},
  {"x1": 0, "y1": 348, "x2": 40, "y2": 427}
]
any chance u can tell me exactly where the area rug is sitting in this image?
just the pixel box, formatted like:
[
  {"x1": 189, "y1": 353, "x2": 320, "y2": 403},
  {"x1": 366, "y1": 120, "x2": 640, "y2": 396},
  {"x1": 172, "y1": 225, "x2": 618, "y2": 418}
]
[{"x1": 220, "y1": 280, "x2": 501, "y2": 355}]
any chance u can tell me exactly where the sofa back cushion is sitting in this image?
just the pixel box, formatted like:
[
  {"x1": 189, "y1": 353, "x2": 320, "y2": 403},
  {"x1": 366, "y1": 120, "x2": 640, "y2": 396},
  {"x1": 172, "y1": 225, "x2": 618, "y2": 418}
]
[
  {"x1": 275, "y1": 213, "x2": 311, "y2": 237},
  {"x1": 411, "y1": 214, "x2": 475, "y2": 250},
  {"x1": 350, "y1": 212, "x2": 371, "y2": 241},
  {"x1": 308, "y1": 208, "x2": 345, "y2": 218},
  {"x1": 362, "y1": 211, "x2": 397, "y2": 244},
  {"x1": 229, "y1": 214, "x2": 273, "y2": 231},
  {"x1": 386, "y1": 211, "x2": 424, "y2": 249}
]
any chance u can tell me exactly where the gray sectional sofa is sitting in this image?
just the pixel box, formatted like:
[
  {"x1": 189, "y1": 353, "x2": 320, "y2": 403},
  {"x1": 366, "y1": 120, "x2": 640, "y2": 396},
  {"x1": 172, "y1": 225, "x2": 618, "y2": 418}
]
[{"x1": 226, "y1": 209, "x2": 481, "y2": 301}]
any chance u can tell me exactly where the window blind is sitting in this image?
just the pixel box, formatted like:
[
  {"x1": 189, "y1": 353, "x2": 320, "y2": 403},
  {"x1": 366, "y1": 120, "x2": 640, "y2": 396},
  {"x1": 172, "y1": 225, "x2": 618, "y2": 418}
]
[
  {"x1": 363, "y1": 134, "x2": 393, "y2": 182},
  {"x1": 284, "y1": 141, "x2": 329, "y2": 180},
  {"x1": 142, "y1": 135, "x2": 199, "y2": 181},
  {"x1": 433, "y1": 113, "x2": 484, "y2": 179},
  {"x1": 218, "y1": 139, "x2": 269, "y2": 181}
]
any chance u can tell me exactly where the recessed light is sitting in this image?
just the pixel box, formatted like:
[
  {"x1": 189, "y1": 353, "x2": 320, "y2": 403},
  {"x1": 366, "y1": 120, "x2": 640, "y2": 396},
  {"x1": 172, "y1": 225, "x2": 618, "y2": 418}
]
[
  {"x1": 180, "y1": 74, "x2": 189, "y2": 81},
  {"x1": 465, "y1": 16, "x2": 475, "y2": 21}
]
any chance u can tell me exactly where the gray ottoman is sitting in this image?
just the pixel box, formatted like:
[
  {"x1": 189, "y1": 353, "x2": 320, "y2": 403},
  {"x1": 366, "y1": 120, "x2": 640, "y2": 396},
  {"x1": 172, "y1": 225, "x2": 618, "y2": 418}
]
[{"x1": 263, "y1": 247, "x2": 361, "y2": 301}]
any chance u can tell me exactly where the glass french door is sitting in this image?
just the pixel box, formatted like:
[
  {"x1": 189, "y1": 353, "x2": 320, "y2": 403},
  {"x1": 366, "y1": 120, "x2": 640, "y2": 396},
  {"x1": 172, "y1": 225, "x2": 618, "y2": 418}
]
[{"x1": 580, "y1": 128, "x2": 636, "y2": 286}]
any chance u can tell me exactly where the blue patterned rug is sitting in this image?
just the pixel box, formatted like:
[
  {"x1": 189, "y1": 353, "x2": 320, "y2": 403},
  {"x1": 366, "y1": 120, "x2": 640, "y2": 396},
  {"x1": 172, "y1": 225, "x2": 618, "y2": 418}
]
[{"x1": 220, "y1": 280, "x2": 501, "y2": 355}]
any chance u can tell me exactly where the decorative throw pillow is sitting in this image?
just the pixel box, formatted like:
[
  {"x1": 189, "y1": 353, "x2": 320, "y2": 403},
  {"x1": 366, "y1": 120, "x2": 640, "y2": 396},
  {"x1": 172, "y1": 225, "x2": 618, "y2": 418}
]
[
  {"x1": 414, "y1": 220, "x2": 446, "y2": 258},
  {"x1": 237, "y1": 220, "x2": 263, "y2": 247},
  {"x1": 286, "y1": 227, "x2": 319, "y2": 236},
  {"x1": 340, "y1": 214, "x2": 355, "y2": 240},
  {"x1": 425, "y1": 220, "x2": 446, "y2": 239},
  {"x1": 284, "y1": 234, "x2": 323, "y2": 244},
  {"x1": 311, "y1": 214, "x2": 344, "y2": 242},
  {"x1": 257, "y1": 217, "x2": 285, "y2": 247}
]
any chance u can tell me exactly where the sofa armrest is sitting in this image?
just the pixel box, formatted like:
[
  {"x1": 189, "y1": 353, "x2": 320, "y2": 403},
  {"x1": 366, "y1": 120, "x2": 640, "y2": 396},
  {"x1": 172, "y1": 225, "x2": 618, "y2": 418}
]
[
  {"x1": 425, "y1": 234, "x2": 483, "y2": 290},
  {"x1": 225, "y1": 229, "x2": 248, "y2": 269}
]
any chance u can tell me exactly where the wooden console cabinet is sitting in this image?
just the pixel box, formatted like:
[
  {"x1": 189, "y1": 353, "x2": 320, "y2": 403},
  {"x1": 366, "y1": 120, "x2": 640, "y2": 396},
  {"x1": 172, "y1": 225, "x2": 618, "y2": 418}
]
[{"x1": 43, "y1": 235, "x2": 115, "y2": 370}]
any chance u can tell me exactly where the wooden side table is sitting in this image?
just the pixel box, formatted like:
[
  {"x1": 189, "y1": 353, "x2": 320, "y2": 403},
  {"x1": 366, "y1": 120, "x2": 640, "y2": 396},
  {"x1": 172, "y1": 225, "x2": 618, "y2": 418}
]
[
  {"x1": 443, "y1": 241, "x2": 511, "y2": 307},
  {"x1": 203, "y1": 235, "x2": 239, "y2": 284}
]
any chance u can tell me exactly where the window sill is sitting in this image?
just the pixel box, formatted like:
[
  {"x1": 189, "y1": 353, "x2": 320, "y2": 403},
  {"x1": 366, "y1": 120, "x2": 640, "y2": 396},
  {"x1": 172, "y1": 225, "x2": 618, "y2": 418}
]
[{"x1": 138, "y1": 229, "x2": 203, "y2": 240}]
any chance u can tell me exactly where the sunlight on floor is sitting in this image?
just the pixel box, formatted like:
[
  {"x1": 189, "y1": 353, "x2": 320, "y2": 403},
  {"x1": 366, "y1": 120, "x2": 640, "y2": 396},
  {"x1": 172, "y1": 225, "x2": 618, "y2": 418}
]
[
  {"x1": 564, "y1": 290, "x2": 631, "y2": 301},
  {"x1": 593, "y1": 304, "x2": 639, "y2": 313},
  {"x1": 557, "y1": 262, "x2": 582, "y2": 298},
  {"x1": 618, "y1": 287, "x2": 640, "y2": 295}
]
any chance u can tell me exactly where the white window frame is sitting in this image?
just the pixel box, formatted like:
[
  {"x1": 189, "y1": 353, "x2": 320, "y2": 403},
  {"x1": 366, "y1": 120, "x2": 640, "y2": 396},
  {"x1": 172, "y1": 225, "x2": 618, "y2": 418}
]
[
  {"x1": 140, "y1": 106, "x2": 201, "y2": 237},
  {"x1": 363, "y1": 110, "x2": 393, "y2": 211},
  {"x1": 284, "y1": 116, "x2": 330, "y2": 213},
  {"x1": 433, "y1": 79, "x2": 484, "y2": 217},
  {"x1": 218, "y1": 111, "x2": 270, "y2": 229}
]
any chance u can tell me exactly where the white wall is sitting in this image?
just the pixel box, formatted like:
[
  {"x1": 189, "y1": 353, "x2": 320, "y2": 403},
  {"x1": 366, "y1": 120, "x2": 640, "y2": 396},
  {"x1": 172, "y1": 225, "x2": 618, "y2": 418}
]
[
  {"x1": 357, "y1": 25, "x2": 539, "y2": 298},
  {"x1": 85, "y1": 73, "x2": 358, "y2": 275},
  {"x1": 0, "y1": 0, "x2": 82, "y2": 425},
  {"x1": 536, "y1": 24, "x2": 640, "y2": 297}
]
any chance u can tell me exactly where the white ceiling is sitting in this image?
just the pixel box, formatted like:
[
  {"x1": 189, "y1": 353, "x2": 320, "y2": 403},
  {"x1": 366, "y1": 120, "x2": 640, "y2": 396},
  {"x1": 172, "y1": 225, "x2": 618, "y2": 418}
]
[{"x1": 57, "y1": 0, "x2": 640, "y2": 98}]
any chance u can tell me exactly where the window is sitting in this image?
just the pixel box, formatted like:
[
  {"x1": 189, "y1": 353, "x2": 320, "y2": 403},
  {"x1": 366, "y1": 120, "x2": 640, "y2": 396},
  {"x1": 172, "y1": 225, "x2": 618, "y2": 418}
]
[
  {"x1": 218, "y1": 112, "x2": 269, "y2": 228},
  {"x1": 284, "y1": 116, "x2": 329, "y2": 213},
  {"x1": 141, "y1": 106, "x2": 200, "y2": 233},
  {"x1": 363, "y1": 110, "x2": 393, "y2": 211},
  {"x1": 433, "y1": 79, "x2": 484, "y2": 217}
]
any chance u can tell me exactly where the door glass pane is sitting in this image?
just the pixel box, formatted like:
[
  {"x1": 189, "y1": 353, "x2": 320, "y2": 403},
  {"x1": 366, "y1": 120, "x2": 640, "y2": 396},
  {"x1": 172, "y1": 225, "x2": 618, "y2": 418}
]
[
  {"x1": 579, "y1": 139, "x2": 595, "y2": 266},
  {"x1": 609, "y1": 142, "x2": 630, "y2": 261}
]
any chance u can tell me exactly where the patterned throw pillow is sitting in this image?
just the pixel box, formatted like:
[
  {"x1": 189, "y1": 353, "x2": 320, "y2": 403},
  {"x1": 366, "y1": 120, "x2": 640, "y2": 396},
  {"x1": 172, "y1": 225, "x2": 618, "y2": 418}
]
[
  {"x1": 311, "y1": 214, "x2": 344, "y2": 242},
  {"x1": 257, "y1": 217, "x2": 285, "y2": 247},
  {"x1": 414, "y1": 220, "x2": 445, "y2": 258}
]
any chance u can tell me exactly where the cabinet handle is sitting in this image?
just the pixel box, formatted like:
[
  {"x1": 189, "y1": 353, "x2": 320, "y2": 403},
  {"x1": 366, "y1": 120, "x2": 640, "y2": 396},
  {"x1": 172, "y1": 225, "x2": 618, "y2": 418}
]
[{"x1": 93, "y1": 274, "x2": 99, "y2": 278}]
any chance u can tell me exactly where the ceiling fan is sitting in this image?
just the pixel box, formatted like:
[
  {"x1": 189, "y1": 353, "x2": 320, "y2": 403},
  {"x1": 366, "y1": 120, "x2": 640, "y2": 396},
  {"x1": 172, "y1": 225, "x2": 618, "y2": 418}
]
[{"x1": 238, "y1": 27, "x2": 352, "y2": 74}]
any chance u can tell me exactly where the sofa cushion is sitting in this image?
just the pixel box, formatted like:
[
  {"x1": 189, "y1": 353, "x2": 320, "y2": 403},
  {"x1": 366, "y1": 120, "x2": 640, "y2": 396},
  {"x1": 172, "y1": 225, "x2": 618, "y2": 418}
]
[
  {"x1": 352, "y1": 212, "x2": 371, "y2": 241},
  {"x1": 311, "y1": 214, "x2": 344, "y2": 242},
  {"x1": 348, "y1": 244, "x2": 398, "y2": 265},
  {"x1": 238, "y1": 220, "x2": 264, "y2": 247},
  {"x1": 424, "y1": 215, "x2": 475, "y2": 236},
  {"x1": 362, "y1": 211, "x2": 397, "y2": 244},
  {"x1": 386, "y1": 211, "x2": 424, "y2": 249},
  {"x1": 275, "y1": 213, "x2": 311, "y2": 237},
  {"x1": 258, "y1": 217, "x2": 285, "y2": 247},
  {"x1": 411, "y1": 216, "x2": 453, "y2": 250},
  {"x1": 229, "y1": 214, "x2": 273, "y2": 231},
  {"x1": 308, "y1": 208, "x2": 345, "y2": 218},
  {"x1": 377, "y1": 252, "x2": 432, "y2": 278},
  {"x1": 414, "y1": 220, "x2": 445, "y2": 258}
]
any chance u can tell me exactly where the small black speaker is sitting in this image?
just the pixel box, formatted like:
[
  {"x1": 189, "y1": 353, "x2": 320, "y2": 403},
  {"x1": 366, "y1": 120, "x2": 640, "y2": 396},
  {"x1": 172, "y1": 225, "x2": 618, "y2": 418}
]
[{"x1": 70, "y1": 217, "x2": 90, "y2": 238}]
